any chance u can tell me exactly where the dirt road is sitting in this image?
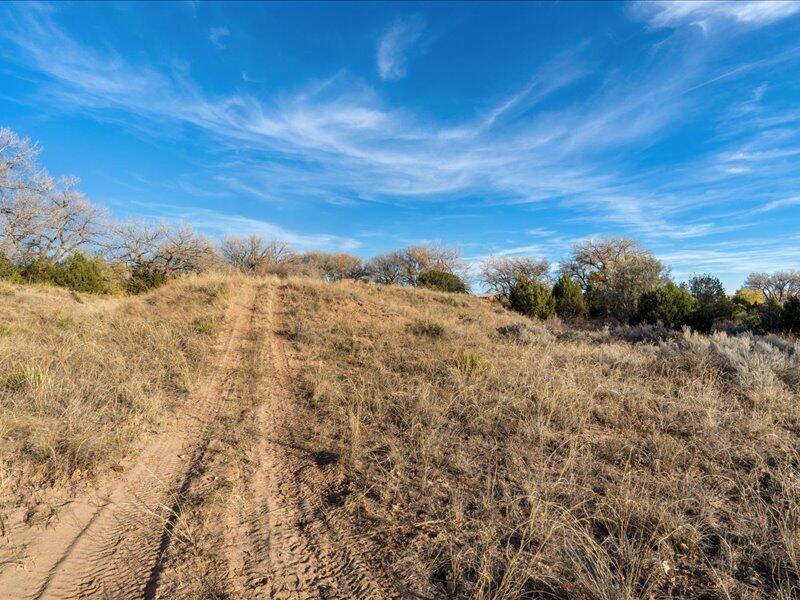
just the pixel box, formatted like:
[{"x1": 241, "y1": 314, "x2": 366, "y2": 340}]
[{"x1": 0, "y1": 283, "x2": 396, "y2": 599}]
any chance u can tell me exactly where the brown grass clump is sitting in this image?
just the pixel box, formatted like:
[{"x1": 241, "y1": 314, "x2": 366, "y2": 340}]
[
  {"x1": 0, "y1": 275, "x2": 233, "y2": 509},
  {"x1": 281, "y1": 278, "x2": 800, "y2": 599}
]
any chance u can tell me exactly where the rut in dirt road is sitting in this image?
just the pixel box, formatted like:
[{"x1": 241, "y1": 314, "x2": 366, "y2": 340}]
[
  {"x1": 218, "y1": 286, "x2": 399, "y2": 600},
  {"x1": 2, "y1": 282, "x2": 400, "y2": 600},
  {"x1": 0, "y1": 284, "x2": 257, "y2": 600}
]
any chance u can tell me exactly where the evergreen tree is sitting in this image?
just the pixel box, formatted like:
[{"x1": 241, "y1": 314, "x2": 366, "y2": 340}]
[
  {"x1": 635, "y1": 282, "x2": 697, "y2": 328},
  {"x1": 417, "y1": 269, "x2": 468, "y2": 293},
  {"x1": 508, "y1": 276, "x2": 556, "y2": 319},
  {"x1": 552, "y1": 273, "x2": 587, "y2": 319}
]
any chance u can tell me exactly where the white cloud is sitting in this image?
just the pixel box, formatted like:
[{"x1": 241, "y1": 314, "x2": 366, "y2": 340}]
[
  {"x1": 658, "y1": 237, "x2": 800, "y2": 279},
  {"x1": 376, "y1": 16, "x2": 426, "y2": 80},
  {"x1": 637, "y1": 1, "x2": 800, "y2": 30},
  {"x1": 208, "y1": 26, "x2": 230, "y2": 49},
  {"x1": 754, "y1": 196, "x2": 800, "y2": 214}
]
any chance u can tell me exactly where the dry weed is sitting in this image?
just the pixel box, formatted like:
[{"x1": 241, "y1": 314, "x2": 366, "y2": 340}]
[
  {"x1": 282, "y1": 278, "x2": 800, "y2": 599},
  {"x1": 0, "y1": 274, "x2": 235, "y2": 511}
]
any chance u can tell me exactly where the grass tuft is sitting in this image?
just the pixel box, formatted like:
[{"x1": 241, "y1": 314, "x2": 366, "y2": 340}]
[
  {"x1": 454, "y1": 351, "x2": 487, "y2": 376},
  {"x1": 407, "y1": 319, "x2": 446, "y2": 338}
]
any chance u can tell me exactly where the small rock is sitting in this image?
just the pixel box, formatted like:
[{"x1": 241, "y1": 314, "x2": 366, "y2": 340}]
[
  {"x1": 207, "y1": 439, "x2": 225, "y2": 453},
  {"x1": 662, "y1": 560, "x2": 672, "y2": 577},
  {"x1": 111, "y1": 464, "x2": 125, "y2": 473}
]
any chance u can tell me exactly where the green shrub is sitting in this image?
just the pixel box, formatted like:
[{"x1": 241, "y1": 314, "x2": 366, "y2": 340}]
[
  {"x1": 688, "y1": 274, "x2": 735, "y2": 323},
  {"x1": 20, "y1": 259, "x2": 58, "y2": 284},
  {"x1": 688, "y1": 274, "x2": 724, "y2": 305},
  {"x1": 760, "y1": 300, "x2": 783, "y2": 332},
  {"x1": 417, "y1": 270, "x2": 468, "y2": 293},
  {"x1": 686, "y1": 304, "x2": 714, "y2": 333},
  {"x1": 634, "y1": 282, "x2": 697, "y2": 328},
  {"x1": 0, "y1": 257, "x2": 22, "y2": 284},
  {"x1": 584, "y1": 284, "x2": 606, "y2": 318},
  {"x1": 16, "y1": 254, "x2": 108, "y2": 293},
  {"x1": 508, "y1": 276, "x2": 556, "y2": 319},
  {"x1": 126, "y1": 267, "x2": 167, "y2": 294},
  {"x1": 552, "y1": 274, "x2": 587, "y2": 319},
  {"x1": 781, "y1": 297, "x2": 800, "y2": 334},
  {"x1": 52, "y1": 253, "x2": 108, "y2": 293}
]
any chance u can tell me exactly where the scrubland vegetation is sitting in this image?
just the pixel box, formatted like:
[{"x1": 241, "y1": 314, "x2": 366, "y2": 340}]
[
  {"x1": 0, "y1": 274, "x2": 232, "y2": 509},
  {"x1": 281, "y1": 278, "x2": 799, "y2": 598}
]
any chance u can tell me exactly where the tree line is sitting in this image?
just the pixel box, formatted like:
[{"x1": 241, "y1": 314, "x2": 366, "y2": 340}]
[
  {"x1": 1, "y1": 127, "x2": 798, "y2": 333},
  {"x1": 483, "y1": 239, "x2": 800, "y2": 334}
]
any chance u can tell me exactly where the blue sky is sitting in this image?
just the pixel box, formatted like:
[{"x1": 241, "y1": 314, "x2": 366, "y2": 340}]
[{"x1": 1, "y1": 1, "x2": 799, "y2": 290}]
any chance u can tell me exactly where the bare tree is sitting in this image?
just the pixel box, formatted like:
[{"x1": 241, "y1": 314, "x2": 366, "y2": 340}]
[
  {"x1": 481, "y1": 255, "x2": 551, "y2": 299},
  {"x1": 107, "y1": 221, "x2": 217, "y2": 277},
  {"x1": 366, "y1": 250, "x2": 405, "y2": 284},
  {"x1": 1, "y1": 128, "x2": 49, "y2": 261},
  {"x1": 27, "y1": 177, "x2": 107, "y2": 262},
  {"x1": 158, "y1": 226, "x2": 217, "y2": 274},
  {"x1": 562, "y1": 237, "x2": 646, "y2": 289},
  {"x1": 220, "y1": 234, "x2": 293, "y2": 273},
  {"x1": 398, "y1": 244, "x2": 462, "y2": 286},
  {"x1": 106, "y1": 220, "x2": 169, "y2": 270},
  {"x1": 0, "y1": 127, "x2": 43, "y2": 195},
  {"x1": 743, "y1": 271, "x2": 800, "y2": 303},
  {"x1": 302, "y1": 252, "x2": 365, "y2": 281},
  {"x1": 0, "y1": 188, "x2": 44, "y2": 262},
  {"x1": 1, "y1": 130, "x2": 105, "y2": 264}
]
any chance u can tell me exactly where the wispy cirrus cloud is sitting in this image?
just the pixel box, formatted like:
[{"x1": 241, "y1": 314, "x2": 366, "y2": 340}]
[
  {"x1": 753, "y1": 196, "x2": 800, "y2": 214},
  {"x1": 376, "y1": 16, "x2": 426, "y2": 80},
  {"x1": 635, "y1": 0, "x2": 800, "y2": 31},
  {"x1": 208, "y1": 26, "x2": 230, "y2": 49},
  {"x1": 659, "y1": 236, "x2": 800, "y2": 283}
]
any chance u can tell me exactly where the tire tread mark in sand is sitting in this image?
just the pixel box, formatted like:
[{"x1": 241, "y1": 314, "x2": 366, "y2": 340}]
[
  {"x1": 1, "y1": 284, "x2": 256, "y2": 600},
  {"x1": 226, "y1": 285, "x2": 399, "y2": 599}
]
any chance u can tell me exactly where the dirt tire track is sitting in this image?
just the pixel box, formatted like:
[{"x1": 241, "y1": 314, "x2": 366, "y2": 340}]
[
  {"x1": 0, "y1": 283, "x2": 256, "y2": 600},
  {"x1": 224, "y1": 284, "x2": 400, "y2": 599}
]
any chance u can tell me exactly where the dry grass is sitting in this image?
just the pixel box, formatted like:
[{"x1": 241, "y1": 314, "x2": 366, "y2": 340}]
[
  {"x1": 0, "y1": 274, "x2": 234, "y2": 510},
  {"x1": 281, "y1": 278, "x2": 800, "y2": 599}
]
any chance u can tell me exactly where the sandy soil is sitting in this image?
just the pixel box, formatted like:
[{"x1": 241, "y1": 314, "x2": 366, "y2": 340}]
[{"x1": 0, "y1": 283, "x2": 395, "y2": 599}]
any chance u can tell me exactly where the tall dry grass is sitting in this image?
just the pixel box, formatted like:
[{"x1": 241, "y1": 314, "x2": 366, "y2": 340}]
[
  {"x1": 281, "y1": 278, "x2": 800, "y2": 599},
  {"x1": 0, "y1": 275, "x2": 233, "y2": 511}
]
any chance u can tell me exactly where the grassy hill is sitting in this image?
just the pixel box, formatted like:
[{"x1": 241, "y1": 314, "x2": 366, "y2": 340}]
[
  {"x1": 0, "y1": 275, "x2": 798, "y2": 598},
  {"x1": 0, "y1": 275, "x2": 233, "y2": 505},
  {"x1": 281, "y1": 278, "x2": 799, "y2": 599}
]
